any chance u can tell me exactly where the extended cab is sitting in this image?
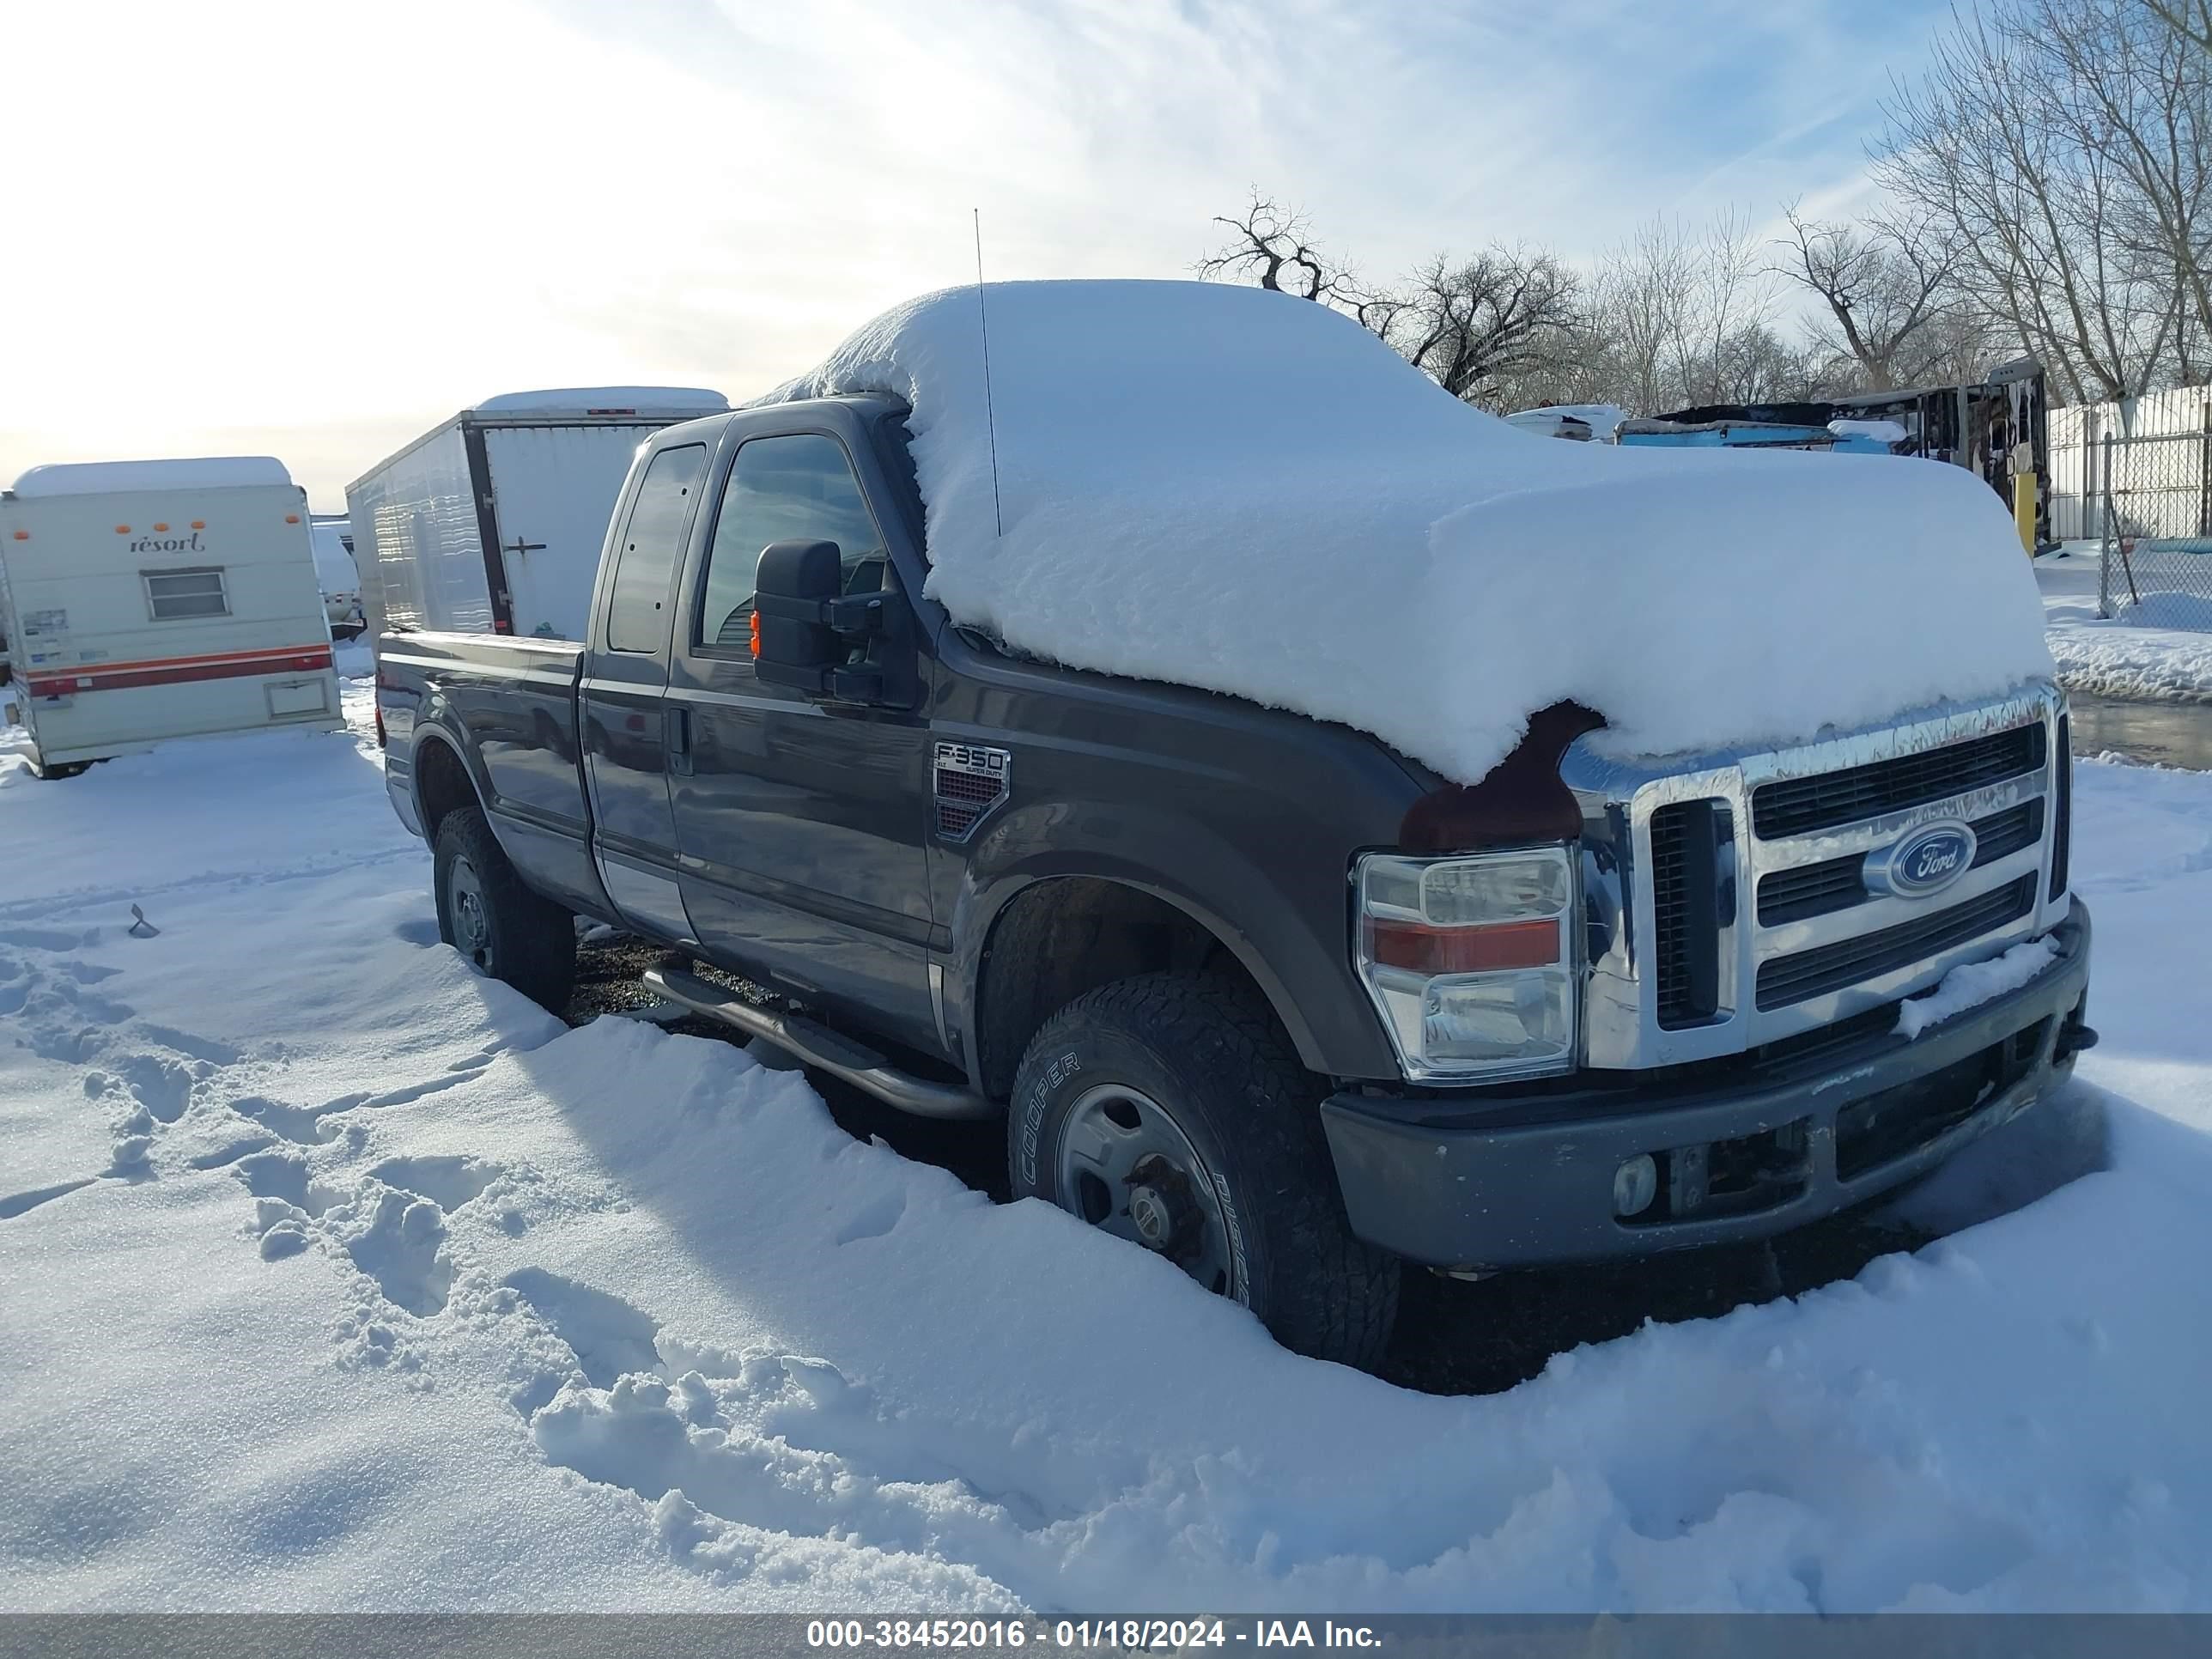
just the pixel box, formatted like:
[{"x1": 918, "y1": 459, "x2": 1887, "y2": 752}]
[{"x1": 375, "y1": 393, "x2": 2094, "y2": 1370}]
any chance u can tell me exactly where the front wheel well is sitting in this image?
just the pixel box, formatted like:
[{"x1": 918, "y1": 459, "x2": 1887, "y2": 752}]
[{"x1": 970, "y1": 877, "x2": 1290, "y2": 1101}]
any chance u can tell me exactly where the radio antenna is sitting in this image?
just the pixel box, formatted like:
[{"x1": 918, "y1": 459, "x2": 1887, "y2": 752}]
[{"x1": 972, "y1": 208, "x2": 1006, "y2": 539}]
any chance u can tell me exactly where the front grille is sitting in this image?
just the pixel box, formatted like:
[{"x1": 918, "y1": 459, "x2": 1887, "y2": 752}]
[
  {"x1": 1752, "y1": 724, "x2": 2045, "y2": 839},
  {"x1": 1754, "y1": 875, "x2": 2036, "y2": 1011},
  {"x1": 1754, "y1": 799, "x2": 2045, "y2": 927},
  {"x1": 1972, "y1": 798, "x2": 2045, "y2": 865},
  {"x1": 2050, "y1": 716, "x2": 2071, "y2": 900},
  {"x1": 1651, "y1": 799, "x2": 1728, "y2": 1028}
]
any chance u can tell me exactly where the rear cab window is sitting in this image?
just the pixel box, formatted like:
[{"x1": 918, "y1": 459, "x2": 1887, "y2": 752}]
[{"x1": 604, "y1": 444, "x2": 708, "y2": 654}]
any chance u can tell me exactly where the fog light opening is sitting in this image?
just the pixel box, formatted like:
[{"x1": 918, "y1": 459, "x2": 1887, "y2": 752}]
[{"x1": 1613, "y1": 1153, "x2": 1658, "y2": 1218}]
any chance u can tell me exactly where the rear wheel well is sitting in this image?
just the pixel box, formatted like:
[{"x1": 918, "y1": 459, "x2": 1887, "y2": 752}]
[
  {"x1": 414, "y1": 736, "x2": 479, "y2": 841},
  {"x1": 972, "y1": 877, "x2": 1286, "y2": 1101}
]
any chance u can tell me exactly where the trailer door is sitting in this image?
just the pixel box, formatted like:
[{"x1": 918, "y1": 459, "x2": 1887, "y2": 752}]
[
  {"x1": 482, "y1": 423, "x2": 665, "y2": 642},
  {"x1": 580, "y1": 441, "x2": 709, "y2": 944}
]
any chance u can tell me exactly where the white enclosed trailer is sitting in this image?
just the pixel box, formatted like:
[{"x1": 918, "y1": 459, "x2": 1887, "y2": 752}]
[
  {"x1": 346, "y1": 386, "x2": 727, "y2": 642},
  {"x1": 0, "y1": 457, "x2": 341, "y2": 776}
]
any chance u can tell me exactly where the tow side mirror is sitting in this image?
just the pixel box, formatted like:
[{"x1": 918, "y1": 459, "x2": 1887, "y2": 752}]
[
  {"x1": 753, "y1": 539, "x2": 843, "y2": 693},
  {"x1": 752, "y1": 538, "x2": 906, "y2": 703}
]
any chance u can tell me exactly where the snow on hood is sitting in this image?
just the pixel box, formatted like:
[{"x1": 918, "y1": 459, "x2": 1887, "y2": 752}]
[
  {"x1": 10, "y1": 455, "x2": 294, "y2": 495},
  {"x1": 758, "y1": 281, "x2": 2053, "y2": 784}
]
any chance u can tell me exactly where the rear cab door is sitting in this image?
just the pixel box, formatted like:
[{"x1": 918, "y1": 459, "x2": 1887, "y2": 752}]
[
  {"x1": 580, "y1": 429, "x2": 715, "y2": 945},
  {"x1": 663, "y1": 401, "x2": 945, "y2": 1054}
]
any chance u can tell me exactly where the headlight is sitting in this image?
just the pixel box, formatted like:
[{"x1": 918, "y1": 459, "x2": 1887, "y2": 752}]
[{"x1": 1355, "y1": 844, "x2": 1578, "y2": 1084}]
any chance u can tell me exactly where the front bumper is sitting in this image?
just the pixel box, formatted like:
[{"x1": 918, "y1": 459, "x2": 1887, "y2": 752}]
[{"x1": 1320, "y1": 904, "x2": 2092, "y2": 1269}]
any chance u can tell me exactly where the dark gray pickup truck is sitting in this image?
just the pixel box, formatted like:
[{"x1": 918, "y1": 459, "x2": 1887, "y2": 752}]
[{"x1": 376, "y1": 392, "x2": 2095, "y2": 1369}]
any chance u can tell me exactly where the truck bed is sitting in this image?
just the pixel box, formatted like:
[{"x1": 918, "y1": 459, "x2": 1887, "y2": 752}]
[{"x1": 374, "y1": 630, "x2": 603, "y2": 913}]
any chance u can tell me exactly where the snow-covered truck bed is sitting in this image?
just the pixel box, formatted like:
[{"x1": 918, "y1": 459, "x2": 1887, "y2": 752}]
[{"x1": 374, "y1": 281, "x2": 2092, "y2": 1371}]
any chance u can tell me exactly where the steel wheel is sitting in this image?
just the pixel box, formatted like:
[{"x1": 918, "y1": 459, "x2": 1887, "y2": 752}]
[
  {"x1": 447, "y1": 855, "x2": 495, "y2": 974},
  {"x1": 1054, "y1": 1082, "x2": 1242, "y2": 1301}
]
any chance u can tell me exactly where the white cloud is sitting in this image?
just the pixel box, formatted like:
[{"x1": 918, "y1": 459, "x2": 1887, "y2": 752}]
[{"x1": 1, "y1": 0, "x2": 1943, "y2": 507}]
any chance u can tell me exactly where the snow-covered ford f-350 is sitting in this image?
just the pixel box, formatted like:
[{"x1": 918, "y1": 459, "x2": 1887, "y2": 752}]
[{"x1": 374, "y1": 281, "x2": 2093, "y2": 1369}]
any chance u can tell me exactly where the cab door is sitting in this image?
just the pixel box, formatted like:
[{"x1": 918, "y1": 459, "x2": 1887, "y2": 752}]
[
  {"x1": 664, "y1": 411, "x2": 941, "y2": 1053},
  {"x1": 580, "y1": 438, "x2": 711, "y2": 944}
]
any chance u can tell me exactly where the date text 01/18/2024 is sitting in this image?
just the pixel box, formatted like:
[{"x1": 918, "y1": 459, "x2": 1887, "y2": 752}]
[{"x1": 804, "y1": 1620, "x2": 1384, "y2": 1650}]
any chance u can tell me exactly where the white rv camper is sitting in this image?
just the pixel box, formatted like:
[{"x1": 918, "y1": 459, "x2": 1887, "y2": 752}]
[
  {"x1": 0, "y1": 457, "x2": 342, "y2": 778},
  {"x1": 347, "y1": 386, "x2": 729, "y2": 643},
  {"x1": 310, "y1": 514, "x2": 366, "y2": 639}
]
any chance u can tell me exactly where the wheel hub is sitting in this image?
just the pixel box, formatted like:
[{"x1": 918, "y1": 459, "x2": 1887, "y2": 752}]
[
  {"x1": 1127, "y1": 1184, "x2": 1173, "y2": 1249},
  {"x1": 1052, "y1": 1085, "x2": 1237, "y2": 1298},
  {"x1": 449, "y1": 860, "x2": 491, "y2": 965}
]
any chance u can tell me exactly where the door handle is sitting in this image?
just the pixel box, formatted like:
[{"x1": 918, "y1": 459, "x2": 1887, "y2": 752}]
[{"x1": 665, "y1": 704, "x2": 693, "y2": 775}]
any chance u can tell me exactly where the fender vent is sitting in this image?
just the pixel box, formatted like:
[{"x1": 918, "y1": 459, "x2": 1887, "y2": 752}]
[{"x1": 933, "y1": 742, "x2": 1010, "y2": 842}]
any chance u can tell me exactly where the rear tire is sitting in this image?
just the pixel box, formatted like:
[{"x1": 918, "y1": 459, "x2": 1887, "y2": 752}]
[
  {"x1": 1008, "y1": 972, "x2": 1400, "y2": 1370},
  {"x1": 433, "y1": 805, "x2": 577, "y2": 1012}
]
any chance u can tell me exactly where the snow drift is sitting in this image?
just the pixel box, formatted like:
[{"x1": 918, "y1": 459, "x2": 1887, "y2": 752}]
[
  {"x1": 3, "y1": 694, "x2": 2211, "y2": 1611},
  {"x1": 758, "y1": 281, "x2": 2053, "y2": 783}
]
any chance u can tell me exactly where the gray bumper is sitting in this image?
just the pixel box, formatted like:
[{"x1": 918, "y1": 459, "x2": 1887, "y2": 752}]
[{"x1": 1321, "y1": 905, "x2": 2093, "y2": 1269}]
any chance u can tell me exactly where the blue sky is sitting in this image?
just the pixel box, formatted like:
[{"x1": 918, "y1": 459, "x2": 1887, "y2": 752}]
[{"x1": 2, "y1": 0, "x2": 1951, "y2": 507}]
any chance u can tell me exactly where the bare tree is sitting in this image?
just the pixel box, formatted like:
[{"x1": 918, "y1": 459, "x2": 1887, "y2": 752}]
[
  {"x1": 1776, "y1": 205, "x2": 1966, "y2": 388},
  {"x1": 2026, "y1": 0, "x2": 2212, "y2": 377},
  {"x1": 1672, "y1": 210, "x2": 1782, "y2": 406},
  {"x1": 1590, "y1": 217, "x2": 1695, "y2": 414},
  {"x1": 2144, "y1": 0, "x2": 2212, "y2": 52},
  {"x1": 1194, "y1": 194, "x2": 1362, "y2": 306},
  {"x1": 1376, "y1": 247, "x2": 1582, "y2": 404},
  {"x1": 1876, "y1": 1, "x2": 2197, "y2": 399}
]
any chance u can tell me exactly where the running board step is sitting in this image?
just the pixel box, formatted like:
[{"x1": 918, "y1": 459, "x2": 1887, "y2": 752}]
[{"x1": 642, "y1": 966, "x2": 996, "y2": 1121}]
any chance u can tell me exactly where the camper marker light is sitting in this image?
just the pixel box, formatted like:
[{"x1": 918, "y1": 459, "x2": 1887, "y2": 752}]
[
  {"x1": 114, "y1": 525, "x2": 129, "y2": 534},
  {"x1": 154, "y1": 522, "x2": 169, "y2": 532},
  {"x1": 10, "y1": 531, "x2": 26, "y2": 541},
  {"x1": 191, "y1": 520, "x2": 205, "y2": 529},
  {"x1": 284, "y1": 514, "x2": 301, "y2": 524}
]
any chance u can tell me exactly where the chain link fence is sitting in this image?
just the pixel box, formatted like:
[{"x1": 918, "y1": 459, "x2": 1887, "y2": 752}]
[{"x1": 2098, "y1": 428, "x2": 2212, "y2": 628}]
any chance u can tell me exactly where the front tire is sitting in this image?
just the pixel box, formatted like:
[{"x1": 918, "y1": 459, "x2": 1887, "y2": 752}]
[
  {"x1": 432, "y1": 805, "x2": 577, "y2": 1012},
  {"x1": 1009, "y1": 973, "x2": 1400, "y2": 1370}
]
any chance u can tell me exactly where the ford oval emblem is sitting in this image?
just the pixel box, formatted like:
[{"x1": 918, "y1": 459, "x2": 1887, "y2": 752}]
[{"x1": 1869, "y1": 820, "x2": 1978, "y2": 899}]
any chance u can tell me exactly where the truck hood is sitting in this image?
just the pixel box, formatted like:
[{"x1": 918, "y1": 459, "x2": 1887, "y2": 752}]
[{"x1": 755, "y1": 281, "x2": 2053, "y2": 785}]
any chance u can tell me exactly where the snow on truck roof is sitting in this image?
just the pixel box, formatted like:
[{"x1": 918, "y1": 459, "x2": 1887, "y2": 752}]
[
  {"x1": 470, "y1": 386, "x2": 729, "y2": 416},
  {"x1": 757, "y1": 280, "x2": 2052, "y2": 784},
  {"x1": 9, "y1": 455, "x2": 294, "y2": 496}
]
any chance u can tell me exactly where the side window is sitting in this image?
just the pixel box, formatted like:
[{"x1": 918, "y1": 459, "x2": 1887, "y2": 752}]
[
  {"x1": 605, "y1": 443, "x2": 708, "y2": 654},
  {"x1": 696, "y1": 434, "x2": 885, "y2": 652},
  {"x1": 143, "y1": 567, "x2": 229, "y2": 620}
]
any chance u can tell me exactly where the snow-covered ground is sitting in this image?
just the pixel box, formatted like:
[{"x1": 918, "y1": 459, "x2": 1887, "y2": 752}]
[
  {"x1": 3, "y1": 684, "x2": 2210, "y2": 1612},
  {"x1": 2039, "y1": 544, "x2": 2212, "y2": 702}
]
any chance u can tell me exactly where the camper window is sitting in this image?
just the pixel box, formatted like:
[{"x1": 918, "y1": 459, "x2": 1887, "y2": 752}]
[{"x1": 143, "y1": 567, "x2": 230, "y2": 621}]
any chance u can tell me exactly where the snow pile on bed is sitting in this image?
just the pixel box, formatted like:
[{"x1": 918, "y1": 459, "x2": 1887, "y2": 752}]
[
  {"x1": 1514, "y1": 404, "x2": 1630, "y2": 441},
  {"x1": 758, "y1": 282, "x2": 2052, "y2": 781},
  {"x1": 471, "y1": 387, "x2": 728, "y2": 416},
  {"x1": 1830, "y1": 418, "x2": 1909, "y2": 445},
  {"x1": 10, "y1": 456, "x2": 293, "y2": 496}
]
